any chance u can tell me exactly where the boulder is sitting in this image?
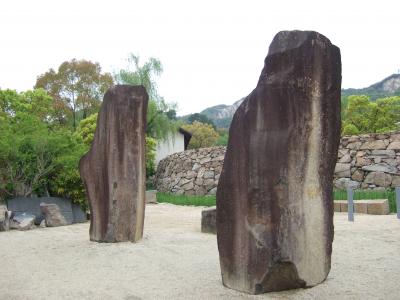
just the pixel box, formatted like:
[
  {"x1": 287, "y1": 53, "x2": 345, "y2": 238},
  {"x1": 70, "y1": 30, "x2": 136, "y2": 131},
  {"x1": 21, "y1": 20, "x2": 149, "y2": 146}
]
[
  {"x1": 362, "y1": 163, "x2": 398, "y2": 174},
  {"x1": 217, "y1": 31, "x2": 341, "y2": 294},
  {"x1": 364, "y1": 172, "x2": 392, "y2": 187},
  {"x1": 201, "y1": 207, "x2": 216, "y2": 234},
  {"x1": 351, "y1": 170, "x2": 364, "y2": 182},
  {"x1": 334, "y1": 178, "x2": 361, "y2": 190},
  {"x1": 10, "y1": 213, "x2": 36, "y2": 230},
  {"x1": 79, "y1": 85, "x2": 148, "y2": 242},
  {"x1": 0, "y1": 205, "x2": 10, "y2": 231},
  {"x1": 387, "y1": 141, "x2": 400, "y2": 150},
  {"x1": 360, "y1": 140, "x2": 387, "y2": 150},
  {"x1": 391, "y1": 176, "x2": 400, "y2": 188},
  {"x1": 335, "y1": 163, "x2": 351, "y2": 178},
  {"x1": 40, "y1": 203, "x2": 68, "y2": 227}
]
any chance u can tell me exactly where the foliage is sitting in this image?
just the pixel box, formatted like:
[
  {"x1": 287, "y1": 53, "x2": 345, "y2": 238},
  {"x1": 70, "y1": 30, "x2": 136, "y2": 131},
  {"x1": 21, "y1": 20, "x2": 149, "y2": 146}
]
[
  {"x1": 341, "y1": 95, "x2": 400, "y2": 134},
  {"x1": 333, "y1": 189, "x2": 396, "y2": 213},
  {"x1": 182, "y1": 121, "x2": 219, "y2": 149},
  {"x1": 115, "y1": 53, "x2": 178, "y2": 140},
  {"x1": 156, "y1": 192, "x2": 216, "y2": 207},
  {"x1": 215, "y1": 129, "x2": 229, "y2": 146},
  {"x1": 187, "y1": 113, "x2": 216, "y2": 129},
  {"x1": 35, "y1": 59, "x2": 114, "y2": 129},
  {"x1": 145, "y1": 137, "x2": 157, "y2": 177}
]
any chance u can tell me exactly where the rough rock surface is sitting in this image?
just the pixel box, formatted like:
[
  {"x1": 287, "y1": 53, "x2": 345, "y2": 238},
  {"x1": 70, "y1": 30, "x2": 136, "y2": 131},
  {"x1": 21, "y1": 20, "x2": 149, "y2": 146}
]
[
  {"x1": 10, "y1": 213, "x2": 36, "y2": 230},
  {"x1": 216, "y1": 31, "x2": 341, "y2": 294},
  {"x1": 40, "y1": 203, "x2": 68, "y2": 227},
  {"x1": 0, "y1": 205, "x2": 10, "y2": 231},
  {"x1": 201, "y1": 207, "x2": 216, "y2": 234},
  {"x1": 80, "y1": 85, "x2": 148, "y2": 242}
]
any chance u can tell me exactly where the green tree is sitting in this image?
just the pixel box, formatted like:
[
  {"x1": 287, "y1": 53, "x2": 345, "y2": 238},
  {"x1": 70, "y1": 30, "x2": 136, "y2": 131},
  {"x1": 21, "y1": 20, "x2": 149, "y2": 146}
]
[
  {"x1": 115, "y1": 54, "x2": 178, "y2": 140},
  {"x1": 187, "y1": 113, "x2": 216, "y2": 129},
  {"x1": 35, "y1": 59, "x2": 114, "y2": 129},
  {"x1": 342, "y1": 95, "x2": 400, "y2": 134},
  {"x1": 182, "y1": 121, "x2": 219, "y2": 149}
]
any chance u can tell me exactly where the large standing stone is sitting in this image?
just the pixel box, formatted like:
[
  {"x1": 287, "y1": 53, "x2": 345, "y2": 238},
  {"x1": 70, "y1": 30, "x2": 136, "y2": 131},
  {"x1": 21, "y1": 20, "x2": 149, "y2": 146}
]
[
  {"x1": 217, "y1": 31, "x2": 341, "y2": 294},
  {"x1": 80, "y1": 85, "x2": 148, "y2": 242}
]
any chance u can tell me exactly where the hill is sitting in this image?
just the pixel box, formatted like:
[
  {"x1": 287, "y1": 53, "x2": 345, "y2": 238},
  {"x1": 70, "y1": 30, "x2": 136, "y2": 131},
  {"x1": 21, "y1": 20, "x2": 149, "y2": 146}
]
[{"x1": 187, "y1": 74, "x2": 400, "y2": 129}]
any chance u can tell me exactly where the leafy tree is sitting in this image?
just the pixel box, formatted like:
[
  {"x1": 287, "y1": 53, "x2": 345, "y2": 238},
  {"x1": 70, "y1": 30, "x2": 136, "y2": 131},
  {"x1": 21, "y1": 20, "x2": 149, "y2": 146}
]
[
  {"x1": 115, "y1": 54, "x2": 178, "y2": 140},
  {"x1": 187, "y1": 113, "x2": 216, "y2": 129},
  {"x1": 182, "y1": 121, "x2": 219, "y2": 149},
  {"x1": 35, "y1": 59, "x2": 114, "y2": 129},
  {"x1": 215, "y1": 129, "x2": 229, "y2": 146},
  {"x1": 342, "y1": 95, "x2": 400, "y2": 134}
]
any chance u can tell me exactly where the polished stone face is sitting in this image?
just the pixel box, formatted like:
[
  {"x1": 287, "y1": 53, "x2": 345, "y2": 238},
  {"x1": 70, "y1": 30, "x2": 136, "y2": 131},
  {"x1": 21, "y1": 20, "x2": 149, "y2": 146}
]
[
  {"x1": 216, "y1": 31, "x2": 342, "y2": 294},
  {"x1": 80, "y1": 85, "x2": 148, "y2": 243}
]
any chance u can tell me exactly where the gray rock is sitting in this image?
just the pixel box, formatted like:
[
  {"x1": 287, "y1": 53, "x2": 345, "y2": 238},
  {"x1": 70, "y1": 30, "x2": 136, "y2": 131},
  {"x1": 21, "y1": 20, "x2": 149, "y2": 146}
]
[
  {"x1": 360, "y1": 140, "x2": 387, "y2": 150},
  {"x1": 203, "y1": 171, "x2": 215, "y2": 179},
  {"x1": 364, "y1": 172, "x2": 392, "y2": 187},
  {"x1": 370, "y1": 150, "x2": 396, "y2": 158},
  {"x1": 335, "y1": 163, "x2": 351, "y2": 177},
  {"x1": 0, "y1": 205, "x2": 10, "y2": 231},
  {"x1": 40, "y1": 203, "x2": 68, "y2": 227},
  {"x1": 338, "y1": 154, "x2": 351, "y2": 163},
  {"x1": 391, "y1": 176, "x2": 400, "y2": 187},
  {"x1": 387, "y1": 141, "x2": 400, "y2": 150},
  {"x1": 201, "y1": 207, "x2": 216, "y2": 234},
  {"x1": 39, "y1": 219, "x2": 46, "y2": 228},
  {"x1": 11, "y1": 213, "x2": 36, "y2": 230},
  {"x1": 334, "y1": 178, "x2": 361, "y2": 190},
  {"x1": 362, "y1": 163, "x2": 398, "y2": 174}
]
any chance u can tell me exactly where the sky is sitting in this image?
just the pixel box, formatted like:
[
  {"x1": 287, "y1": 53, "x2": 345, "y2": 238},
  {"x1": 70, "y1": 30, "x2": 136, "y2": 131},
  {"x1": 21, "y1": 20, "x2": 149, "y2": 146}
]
[{"x1": 1, "y1": 0, "x2": 399, "y2": 115}]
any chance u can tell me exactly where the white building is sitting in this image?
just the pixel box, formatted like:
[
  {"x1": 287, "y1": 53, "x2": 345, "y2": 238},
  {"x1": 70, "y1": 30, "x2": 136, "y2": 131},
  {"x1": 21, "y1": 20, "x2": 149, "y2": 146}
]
[{"x1": 155, "y1": 128, "x2": 192, "y2": 165}]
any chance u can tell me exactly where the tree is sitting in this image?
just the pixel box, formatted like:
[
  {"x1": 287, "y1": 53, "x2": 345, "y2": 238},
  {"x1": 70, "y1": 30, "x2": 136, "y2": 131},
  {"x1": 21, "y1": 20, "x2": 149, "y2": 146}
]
[
  {"x1": 115, "y1": 54, "x2": 178, "y2": 140},
  {"x1": 35, "y1": 59, "x2": 114, "y2": 129},
  {"x1": 187, "y1": 113, "x2": 216, "y2": 129},
  {"x1": 342, "y1": 95, "x2": 400, "y2": 134},
  {"x1": 182, "y1": 121, "x2": 219, "y2": 149}
]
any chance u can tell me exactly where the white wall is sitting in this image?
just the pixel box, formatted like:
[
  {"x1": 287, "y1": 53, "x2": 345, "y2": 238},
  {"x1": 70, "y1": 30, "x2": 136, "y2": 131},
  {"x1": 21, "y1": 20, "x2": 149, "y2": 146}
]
[{"x1": 155, "y1": 132, "x2": 185, "y2": 165}]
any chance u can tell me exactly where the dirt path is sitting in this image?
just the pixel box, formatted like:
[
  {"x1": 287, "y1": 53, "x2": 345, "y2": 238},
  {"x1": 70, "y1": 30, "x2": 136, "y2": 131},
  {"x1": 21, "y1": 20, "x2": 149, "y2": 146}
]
[{"x1": 0, "y1": 203, "x2": 399, "y2": 299}]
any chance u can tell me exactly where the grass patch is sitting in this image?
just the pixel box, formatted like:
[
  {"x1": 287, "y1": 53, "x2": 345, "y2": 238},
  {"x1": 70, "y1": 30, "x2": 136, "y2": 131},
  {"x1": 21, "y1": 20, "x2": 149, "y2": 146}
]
[
  {"x1": 334, "y1": 189, "x2": 396, "y2": 213},
  {"x1": 156, "y1": 192, "x2": 216, "y2": 207}
]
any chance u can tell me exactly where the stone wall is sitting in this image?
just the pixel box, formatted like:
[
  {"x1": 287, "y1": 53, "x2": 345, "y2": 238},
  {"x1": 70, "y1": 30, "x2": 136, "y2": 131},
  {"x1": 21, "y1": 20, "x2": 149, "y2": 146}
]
[
  {"x1": 155, "y1": 132, "x2": 400, "y2": 195},
  {"x1": 155, "y1": 147, "x2": 225, "y2": 195},
  {"x1": 334, "y1": 132, "x2": 400, "y2": 189}
]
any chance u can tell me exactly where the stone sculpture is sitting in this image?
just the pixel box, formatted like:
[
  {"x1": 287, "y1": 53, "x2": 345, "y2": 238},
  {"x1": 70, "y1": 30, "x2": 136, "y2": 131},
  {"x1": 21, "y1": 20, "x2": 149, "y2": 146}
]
[
  {"x1": 80, "y1": 85, "x2": 148, "y2": 242},
  {"x1": 217, "y1": 31, "x2": 341, "y2": 294}
]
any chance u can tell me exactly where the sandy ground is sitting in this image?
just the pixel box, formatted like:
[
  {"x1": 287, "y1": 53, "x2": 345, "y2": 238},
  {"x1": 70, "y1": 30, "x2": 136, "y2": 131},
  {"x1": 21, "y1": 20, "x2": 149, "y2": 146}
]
[{"x1": 0, "y1": 203, "x2": 399, "y2": 300}]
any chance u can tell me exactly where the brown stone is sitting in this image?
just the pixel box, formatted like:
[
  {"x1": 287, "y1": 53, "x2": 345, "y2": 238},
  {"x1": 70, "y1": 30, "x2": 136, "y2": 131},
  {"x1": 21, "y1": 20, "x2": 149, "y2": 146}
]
[
  {"x1": 40, "y1": 203, "x2": 68, "y2": 227},
  {"x1": 217, "y1": 31, "x2": 341, "y2": 294},
  {"x1": 391, "y1": 176, "x2": 400, "y2": 187},
  {"x1": 354, "y1": 202, "x2": 368, "y2": 214},
  {"x1": 366, "y1": 200, "x2": 390, "y2": 215},
  {"x1": 351, "y1": 170, "x2": 364, "y2": 182},
  {"x1": 387, "y1": 141, "x2": 400, "y2": 150},
  {"x1": 359, "y1": 140, "x2": 387, "y2": 150},
  {"x1": 364, "y1": 172, "x2": 392, "y2": 187},
  {"x1": 333, "y1": 202, "x2": 341, "y2": 212},
  {"x1": 80, "y1": 85, "x2": 148, "y2": 242}
]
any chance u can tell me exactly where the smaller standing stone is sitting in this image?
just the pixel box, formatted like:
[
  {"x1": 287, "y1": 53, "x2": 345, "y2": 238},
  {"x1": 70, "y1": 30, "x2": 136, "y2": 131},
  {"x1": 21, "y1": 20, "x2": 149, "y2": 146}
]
[
  {"x1": 201, "y1": 207, "x2": 216, "y2": 234},
  {"x1": 40, "y1": 203, "x2": 68, "y2": 227}
]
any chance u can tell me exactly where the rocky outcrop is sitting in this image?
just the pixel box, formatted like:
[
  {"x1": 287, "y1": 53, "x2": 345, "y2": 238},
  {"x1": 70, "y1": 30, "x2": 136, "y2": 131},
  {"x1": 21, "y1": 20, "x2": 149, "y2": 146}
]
[
  {"x1": 80, "y1": 85, "x2": 148, "y2": 243},
  {"x1": 40, "y1": 203, "x2": 68, "y2": 227},
  {"x1": 155, "y1": 147, "x2": 225, "y2": 196},
  {"x1": 217, "y1": 31, "x2": 341, "y2": 294},
  {"x1": 335, "y1": 132, "x2": 400, "y2": 189}
]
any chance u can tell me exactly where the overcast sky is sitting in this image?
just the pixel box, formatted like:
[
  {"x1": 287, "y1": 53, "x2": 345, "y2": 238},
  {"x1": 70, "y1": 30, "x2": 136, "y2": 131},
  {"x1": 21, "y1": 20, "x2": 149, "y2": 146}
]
[{"x1": 1, "y1": 0, "x2": 399, "y2": 115}]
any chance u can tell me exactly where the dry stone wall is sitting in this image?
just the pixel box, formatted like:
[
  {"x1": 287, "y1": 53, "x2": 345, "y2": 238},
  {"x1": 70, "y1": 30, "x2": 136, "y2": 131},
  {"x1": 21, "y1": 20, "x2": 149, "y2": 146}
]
[
  {"x1": 155, "y1": 132, "x2": 400, "y2": 195},
  {"x1": 335, "y1": 132, "x2": 400, "y2": 189}
]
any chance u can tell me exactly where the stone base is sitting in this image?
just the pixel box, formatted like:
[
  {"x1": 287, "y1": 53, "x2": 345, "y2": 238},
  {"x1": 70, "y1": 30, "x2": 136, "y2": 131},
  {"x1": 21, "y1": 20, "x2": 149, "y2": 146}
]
[{"x1": 333, "y1": 200, "x2": 390, "y2": 215}]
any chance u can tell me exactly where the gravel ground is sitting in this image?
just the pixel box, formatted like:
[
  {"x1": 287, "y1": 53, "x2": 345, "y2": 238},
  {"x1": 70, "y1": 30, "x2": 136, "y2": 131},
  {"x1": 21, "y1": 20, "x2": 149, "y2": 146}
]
[{"x1": 0, "y1": 203, "x2": 399, "y2": 300}]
